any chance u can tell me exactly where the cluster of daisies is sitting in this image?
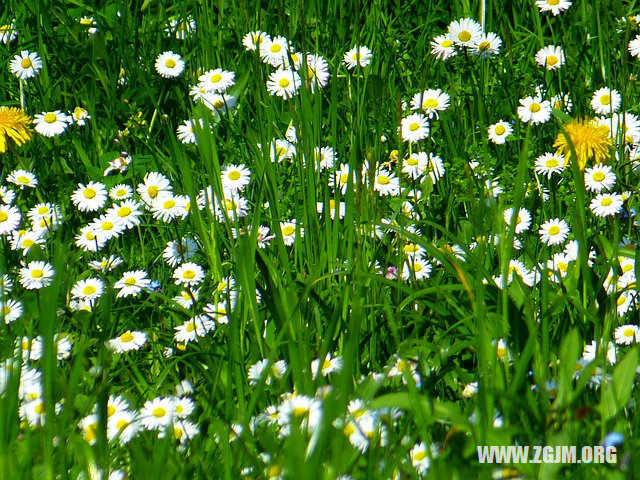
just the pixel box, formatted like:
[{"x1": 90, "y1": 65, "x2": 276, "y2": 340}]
[{"x1": 234, "y1": 353, "x2": 442, "y2": 479}]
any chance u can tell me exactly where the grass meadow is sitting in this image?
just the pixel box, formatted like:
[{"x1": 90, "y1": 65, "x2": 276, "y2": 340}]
[{"x1": 1, "y1": 0, "x2": 640, "y2": 478}]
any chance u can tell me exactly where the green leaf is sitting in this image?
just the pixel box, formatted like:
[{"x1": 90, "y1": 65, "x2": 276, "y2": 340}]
[{"x1": 600, "y1": 348, "x2": 638, "y2": 420}]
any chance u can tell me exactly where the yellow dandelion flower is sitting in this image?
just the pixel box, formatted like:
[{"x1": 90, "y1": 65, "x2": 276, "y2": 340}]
[
  {"x1": 0, "y1": 107, "x2": 32, "y2": 153},
  {"x1": 553, "y1": 118, "x2": 612, "y2": 170}
]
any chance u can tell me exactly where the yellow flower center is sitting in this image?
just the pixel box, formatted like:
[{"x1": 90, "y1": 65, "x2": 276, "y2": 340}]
[
  {"x1": 546, "y1": 55, "x2": 558, "y2": 66},
  {"x1": 211, "y1": 73, "x2": 222, "y2": 83},
  {"x1": 279, "y1": 78, "x2": 290, "y2": 88},
  {"x1": 183, "y1": 270, "x2": 195, "y2": 279},
  {"x1": 546, "y1": 158, "x2": 559, "y2": 168},
  {"x1": 228, "y1": 170, "x2": 241, "y2": 181},
  {"x1": 44, "y1": 113, "x2": 57, "y2": 124},
  {"x1": 409, "y1": 122, "x2": 420, "y2": 131},
  {"x1": 548, "y1": 0, "x2": 560, "y2": 4},
  {"x1": 116, "y1": 189, "x2": 126, "y2": 196},
  {"x1": 147, "y1": 186, "x2": 159, "y2": 198},
  {"x1": 120, "y1": 332, "x2": 134, "y2": 342},
  {"x1": 478, "y1": 41, "x2": 491, "y2": 51},
  {"x1": 624, "y1": 327, "x2": 635, "y2": 337},
  {"x1": 84, "y1": 188, "x2": 96, "y2": 199},
  {"x1": 118, "y1": 207, "x2": 131, "y2": 217},
  {"x1": 186, "y1": 321, "x2": 196, "y2": 332},
  {"x1": 343, "y1": 423, "x2": 355, "y2": 436},
  {"x1": 83, "y1": 285, "x2": 96, "y2": 295},
  {"x1": 548, "y1": 225, "x2": 560, "y2": 235},
  {"x1": 495, "y1": 125, "x2": 506, "y2": 135},
  {"x1": 414, "y1": 451, "x2": 428, "y2": 461},
  {"x1": 21, "y1": 58, "x2": 32, "y2": 69},
  {"x1": 307, "y1": 67, "x2": 316, "y2": 78},
  {"x1": 165, "y1": 58, "x2": 176, "y2": 68},
  {"x1": 213, "y1": 99, "x2": 224, "y2": 108},
  {"x1": 413, "y1": 262, "x2": 423, "y2": 272},
  {"x1": 31, "y1": 269, "x2": 43, "y2": 279},
  {"x1": 529, "y1": 103, "x2": 541, "y2": 113},
  {"x1": 124, "y1": 277, "x2": 137, "y2": 286},
  {"x1": 322, "y1": 358, "x2": 332, "y2": 370},
  {"x1": 0, "y1": 212, "x2": 7, "y2": 222},
  {"x1": 282, "y1": 225, "x2": 295, "y2": 236},
  {"x1": 270, "y1": 44, "x2": 282, "y2": 53},
  {"x1": 152, "y1": 407, "x2": 166, "y2": 418},
  {"x1": 458, "y1": 31, "x2": 472, "y2": 42},
  {"x1": 340, "y1": 173, "x2": 349, "y2": 183},
  {"x1": 601, "y1": 198, "x2": 612, "y2": 206},
  {"x1": 592, "y1": 171, "x2": 605, "y2": 182},
  {"x1": 377, "y1": 175, "x2": 390, "y2": 185},
  {"x1": 423, "y1": 98, "x2": 439, "y2": 109},
  {"x1": 407, "y1": 157, "x2": 419, "y2": 166},
  {"x1": 163, "y1": 199, "x2": 176, "y2": 209},
  {"x1": 2, "y1": 306, "x2": 10, "y2": 315},
  {"x1": 107, "y1": 405, "x2": 116, "y2": 416},
  {"x1": 600, "y1": 94, "x2": 611, "y2": 106},
  {"x1": 85, "y1": 231, "x2": 95, "y2": 240},
  {"x1": 174, "y1": 427, "x2": 184, "y2": 439},
  {"x1": 116, "y1": 419, "x2": 129, "y2": 430},
  {"x1": 34, "y1": 403, "x2": 45, "y2": 414},
  {"x1": 101, "y1": 222, "x2": 113, "y2": 231},
  {"x1": 441, "y1": 40, "x2": 453, "y2": 48},
  {"x1": 37, "y1": 206, "x2": 49, "y2": 214},
  {"x1": 293, "y1": 406, "x2": 308, "y2": 417}
]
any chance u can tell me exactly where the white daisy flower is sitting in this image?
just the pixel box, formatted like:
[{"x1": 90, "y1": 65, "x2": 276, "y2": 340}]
[
  {"x1": 163, "y1": 238, "x2": 198, "y2": 267},
  {"x1": 517, "y1": 96, "x2": 551, "y2": 125},
  {"x1": 155, "y1": 51, "x2": 185, "y2": 78},
  {"x1": 410, "y1": 89, "x2": 450, "y2": 118},
  {"x1": 614, "y1": 325, "x2": 638, "y2": 345},
  {"x1": 536, "y1": 0, "x2": 571, "y2": 15},
  {"x1": 487, "y1": 121, "x2": 513, "y2": 144},
  {"x1": 590, "y1": 193, "x2": 623, "y2": 217},
  {"x1": 430, "y1": 34, "x2": 457, "y2": 61},
  {"x1": 266, "y1": 69, "x2": 301, "y2": 99},
  {"x1": 538, "y1": 218, "x2": 570, "y2": 246},
  {"x1": 108, "y1": 331, "x2": 147, "y2": 353},
  {"x1": 0, "y1": 205, "x2": 21, "y2": 235},
  {"x1": 534, "y1": 45, "x2": 565, "y2": 70},
  {"x1": 19, "y1": 261, "x2": 54, "y2": 290},
  {"x1": 472, "y1": 32, "x2": 502, "y2": 56},
  {"x1": 242, "y1": 30, "x2": 269, "y2": 51},
  {"x1": 401, "y1": 113, "x2": 429, "y2": 142},
  {"x1": 260, "y1": 35, "x2": 291, "y2": 67},
  {"x1": 584, "y1": 164, "x2": 616, "y2": 192},
  {"x1": 343, "y1": 45, "x2": 372, "y2": 69},
  {"x1": 221, "y1": 164, "x2": 251, "y2": 193},
  {"x1": 591, "y1": 87, "x2": 621, "y2": 115},
  {"x1": 534, "y1": 152, "x2": 565, "y2": 178},
  {"x1": 71, "y1": 182, "x2": 108, "y2": 212},
  {"x1": 280, "y1": 220, "x2": 301, "y2": 246},
  {"x1": 9, "y1": 50, "x2": 42, "y2": 79},
  {"x1": 373, "y1": 169, "x2": 400, "y2": 196},
  {"x1": 1, "y1": 298, "x2": 23, "y2": 323},
  {"x1": 33, "y1": 111, "x2": 71, "y2": 137},
  {"x1": 173, "y1": 262, "x2": 205, "y2": 287},
  {"x1": 447, "y1": 17, "x2": 482, "y2": 47},
  {"x1": 114, "y1": 271, "x2": 151, "y2": 298},
  {"x1": 137, "y1": 172, "x2": 172, "y2": 205},
  {"x1": 504, "y1": 207, "x2": 531, "y2": 234},
  {"x1": 198, "y1": 68, "x2": 235, "y2": 93},
  {"x1": 401, "y1": 257, "x2": 432, "y2": 281},
  {"x1": 140, "y1": 397, "x2": 174, "y2": 430}
]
